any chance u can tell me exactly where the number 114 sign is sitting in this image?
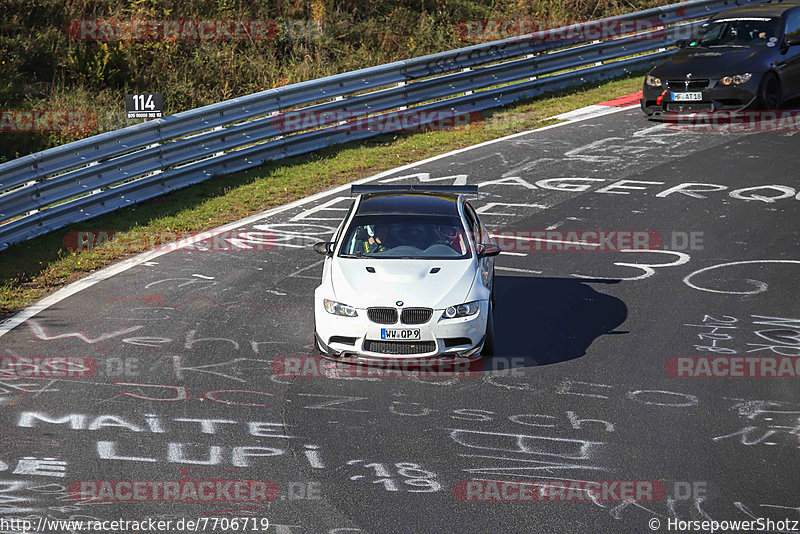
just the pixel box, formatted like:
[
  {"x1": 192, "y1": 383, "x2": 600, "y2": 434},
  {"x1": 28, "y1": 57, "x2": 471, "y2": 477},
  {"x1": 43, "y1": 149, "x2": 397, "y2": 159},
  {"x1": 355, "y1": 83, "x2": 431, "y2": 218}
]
[{"x1": 126, "y1": 94, "x2": 163, "y2": 119}]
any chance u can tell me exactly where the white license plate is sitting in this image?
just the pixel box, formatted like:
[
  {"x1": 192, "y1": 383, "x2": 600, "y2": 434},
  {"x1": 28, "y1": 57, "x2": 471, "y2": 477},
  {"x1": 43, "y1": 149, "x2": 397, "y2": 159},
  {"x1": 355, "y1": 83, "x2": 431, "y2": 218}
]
[
  {"x1": 381, "y1": 328, "x2": 420, "y2": 340},
  {"x1": 671, "y1": 92, "x2": 703, "y2": 102}
]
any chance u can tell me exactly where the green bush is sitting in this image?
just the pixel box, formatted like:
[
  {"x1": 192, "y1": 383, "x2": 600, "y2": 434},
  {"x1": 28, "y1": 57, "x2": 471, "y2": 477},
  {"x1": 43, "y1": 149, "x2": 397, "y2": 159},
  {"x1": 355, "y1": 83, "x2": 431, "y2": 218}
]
[{"x1": 0, "y1": 0, "x2": 669, "y2": 162}]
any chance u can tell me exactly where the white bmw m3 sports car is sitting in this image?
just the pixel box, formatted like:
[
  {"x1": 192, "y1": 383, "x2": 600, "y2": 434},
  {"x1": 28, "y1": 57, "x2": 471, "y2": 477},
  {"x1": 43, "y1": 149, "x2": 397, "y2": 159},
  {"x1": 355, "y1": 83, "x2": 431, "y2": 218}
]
[{"x1": 312, "y1": 185, "x2": 501, "y2": 363}]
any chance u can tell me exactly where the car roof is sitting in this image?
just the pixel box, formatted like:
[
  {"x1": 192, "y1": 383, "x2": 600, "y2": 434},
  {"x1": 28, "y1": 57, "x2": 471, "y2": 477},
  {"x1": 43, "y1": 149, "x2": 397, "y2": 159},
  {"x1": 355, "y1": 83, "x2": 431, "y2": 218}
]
[
  {"x1": 714, "y1": 2, "x2": 800, "y2": 18},
  {"x1": 354, "y1": 192, "x2": 462, "y2": 217}
]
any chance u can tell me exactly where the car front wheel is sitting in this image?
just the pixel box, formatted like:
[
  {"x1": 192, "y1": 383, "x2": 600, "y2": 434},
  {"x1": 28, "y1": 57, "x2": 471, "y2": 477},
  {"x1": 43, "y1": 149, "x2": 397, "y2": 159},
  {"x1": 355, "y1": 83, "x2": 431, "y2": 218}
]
[
  {"x1": 757, "y1": 73, "x2": 781, "y2": 110},
  {"x1": 482, "y1": 301, "x2": 495, "y2": 358}
]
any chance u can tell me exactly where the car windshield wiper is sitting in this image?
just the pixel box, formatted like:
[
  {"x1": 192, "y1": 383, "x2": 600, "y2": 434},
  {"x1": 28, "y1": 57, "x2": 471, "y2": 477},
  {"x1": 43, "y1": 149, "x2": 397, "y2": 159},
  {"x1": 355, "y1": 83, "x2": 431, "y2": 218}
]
[{"x1": 708, "y1": 44, "x2": 747, "y2": 48}]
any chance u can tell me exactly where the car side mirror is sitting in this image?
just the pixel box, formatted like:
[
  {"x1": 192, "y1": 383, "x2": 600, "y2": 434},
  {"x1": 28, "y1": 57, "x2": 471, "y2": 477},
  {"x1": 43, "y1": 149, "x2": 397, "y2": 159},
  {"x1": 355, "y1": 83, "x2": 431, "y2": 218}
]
[
  {"x1": 477, "y1": 243, "x2": 502, "y2": 257},
  {"x1": 786, "y1": 37, "x2": 800, "y2": 47},
  {"x1": 313, "y1": 242, "x2": 335, "y2": 256}
]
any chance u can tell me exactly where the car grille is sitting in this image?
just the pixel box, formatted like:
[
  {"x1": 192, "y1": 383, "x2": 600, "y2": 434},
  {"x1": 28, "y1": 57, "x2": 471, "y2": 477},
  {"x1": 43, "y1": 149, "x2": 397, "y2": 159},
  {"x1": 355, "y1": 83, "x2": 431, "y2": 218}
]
[
  {"x1": 443, "y1": 337, "x2": 472, "y2": 348},
  {"x1": 328, "y1": 336, "x2": 357, "y2": 346},
  {"x1": 363, "y1": 340, "x2": 436, "y2": 355},
  {"x1": 400, "y1": 308, "x2": 432, "y2": 325},
  {"x1": 367, "y1": 307, "x2": 398, "y2": 324},
  {"x1": 666, "y1": 102, "x2": 714, "y2": 112},
  {"x1": 665, "y1": 79, "x2": 710, "y2": 91}
]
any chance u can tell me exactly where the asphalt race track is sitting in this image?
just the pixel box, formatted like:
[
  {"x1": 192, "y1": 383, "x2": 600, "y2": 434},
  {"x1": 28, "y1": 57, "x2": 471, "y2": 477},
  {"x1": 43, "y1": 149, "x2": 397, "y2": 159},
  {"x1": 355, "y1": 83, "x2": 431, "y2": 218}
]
[{"x1": 0, "y1": 107, "x2": 798, "y2": 533}]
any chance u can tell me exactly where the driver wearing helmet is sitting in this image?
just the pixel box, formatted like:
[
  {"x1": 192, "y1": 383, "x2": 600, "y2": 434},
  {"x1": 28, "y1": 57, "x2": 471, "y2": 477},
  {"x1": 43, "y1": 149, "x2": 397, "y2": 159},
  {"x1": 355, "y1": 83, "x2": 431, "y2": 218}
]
[{"x1": 360, "y1": 224, "x2": 386, "y2": 254}]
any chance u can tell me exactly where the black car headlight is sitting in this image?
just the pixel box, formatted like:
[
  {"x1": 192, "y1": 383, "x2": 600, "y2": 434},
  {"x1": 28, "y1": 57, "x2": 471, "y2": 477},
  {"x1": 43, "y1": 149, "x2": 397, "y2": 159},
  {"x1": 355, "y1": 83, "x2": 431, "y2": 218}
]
[
  {"x1": 441, "y1": 301, "x2": 480, "y2": 319},
  {"x1": 720, "y1": 73, "x2": 752, "y2": 85},
  {"x1": 323, "y1": 299, "x2": 358, "y2": 317},
  {"x1": 645, "y1": 75, "x2": 662, "y2": 87}
]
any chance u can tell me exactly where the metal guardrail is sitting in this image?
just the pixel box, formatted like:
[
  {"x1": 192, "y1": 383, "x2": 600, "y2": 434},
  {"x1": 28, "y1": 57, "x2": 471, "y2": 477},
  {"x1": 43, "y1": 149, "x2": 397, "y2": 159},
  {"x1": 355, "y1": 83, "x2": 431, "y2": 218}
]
[{"x1": 0, "y1": 0, "x2": 770, "y2": 249}]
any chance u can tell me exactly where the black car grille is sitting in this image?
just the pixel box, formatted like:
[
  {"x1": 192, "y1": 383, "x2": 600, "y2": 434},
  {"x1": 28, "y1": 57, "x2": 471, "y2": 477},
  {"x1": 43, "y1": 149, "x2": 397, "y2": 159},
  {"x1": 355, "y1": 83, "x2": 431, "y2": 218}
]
[
  {"x1": 400, "y1": 308, "x2": 432, "y2": 325},
  {"x1": 665, "y1": 79, "x2": 710, "y2": 91},
  {"x1": 363, "y1": 340, "x2": 436, "y2": 355},
  {"x1": 328, "y1": 336, "x2": 357, "y2": 346},
  {"x1": 367, "y1": 307, "x2": 398, "y2": 324},
  {"x1": 443, "y1": 337, "x2": 472, "y2": 348}
]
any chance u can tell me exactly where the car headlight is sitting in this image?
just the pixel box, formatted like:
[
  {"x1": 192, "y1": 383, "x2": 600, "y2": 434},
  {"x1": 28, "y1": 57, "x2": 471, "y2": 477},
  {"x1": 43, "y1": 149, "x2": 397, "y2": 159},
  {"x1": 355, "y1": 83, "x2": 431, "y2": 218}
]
[
  {"x1": 323, "y1": 299, "x2": 358, "y2": 317},
  {"x1": 720, "y1": 73, "x2": 752, "y2": 85},
  {"x1": 441, "y1": 301, "x2": 480, "y2": 319},
  {"x1": 645, "y1": 75, "x2": 662, "y2": 87}
]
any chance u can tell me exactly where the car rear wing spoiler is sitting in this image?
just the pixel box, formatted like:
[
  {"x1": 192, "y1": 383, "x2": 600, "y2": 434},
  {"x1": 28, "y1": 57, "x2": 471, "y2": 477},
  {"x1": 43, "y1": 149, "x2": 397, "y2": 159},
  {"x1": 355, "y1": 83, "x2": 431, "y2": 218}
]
[{"x1": 350, "y1": 184, "x2": 479, "y2": 196}]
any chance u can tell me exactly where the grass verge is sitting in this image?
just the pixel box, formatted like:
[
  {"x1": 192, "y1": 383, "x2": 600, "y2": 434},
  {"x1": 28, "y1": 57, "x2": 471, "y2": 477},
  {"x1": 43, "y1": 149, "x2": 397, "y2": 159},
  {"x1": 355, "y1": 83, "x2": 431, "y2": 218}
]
[{"x1": 0, "y1": 74, "x2": 644, "y2": 320}]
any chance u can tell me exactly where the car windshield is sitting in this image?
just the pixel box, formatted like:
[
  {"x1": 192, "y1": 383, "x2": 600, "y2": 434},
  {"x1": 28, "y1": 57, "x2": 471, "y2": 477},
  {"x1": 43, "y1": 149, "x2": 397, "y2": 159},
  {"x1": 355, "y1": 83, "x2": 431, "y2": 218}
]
[
  {"x1": 692, "y1": 17, "x2": 780, "y2": 47},
  {"x1": 339, "y1": 214, "x2": 471, "y2": 259}
]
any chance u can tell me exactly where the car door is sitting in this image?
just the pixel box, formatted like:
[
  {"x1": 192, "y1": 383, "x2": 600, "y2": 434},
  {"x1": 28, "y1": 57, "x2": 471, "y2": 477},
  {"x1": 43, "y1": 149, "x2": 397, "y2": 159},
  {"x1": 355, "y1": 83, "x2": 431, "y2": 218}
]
[{"x1": 777, "y1": 8, "x2": 800, "y2": 100}]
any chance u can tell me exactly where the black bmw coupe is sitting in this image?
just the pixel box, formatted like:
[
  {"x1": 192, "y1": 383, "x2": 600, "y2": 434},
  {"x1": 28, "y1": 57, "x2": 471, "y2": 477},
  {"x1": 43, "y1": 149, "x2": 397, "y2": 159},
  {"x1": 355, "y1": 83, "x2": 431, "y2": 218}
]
[{"x1": 642, "y1": 1, "x2": 800, "y2": 115}]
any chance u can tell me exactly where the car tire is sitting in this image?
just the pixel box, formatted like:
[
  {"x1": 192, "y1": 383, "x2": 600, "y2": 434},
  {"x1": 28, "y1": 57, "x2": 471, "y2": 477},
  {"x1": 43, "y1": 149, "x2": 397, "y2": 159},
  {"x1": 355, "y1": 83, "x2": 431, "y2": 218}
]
[
  {"x1": 482, "y1": 301, "x2": 495, "y2": 358},
  {"x1": 490, "y1": 267, "x2": 495, "y2": 307},
  {"x1": 757, "y1": 73, "x2": 781, "y2": 111}
]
